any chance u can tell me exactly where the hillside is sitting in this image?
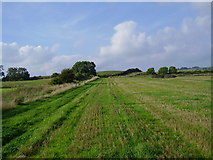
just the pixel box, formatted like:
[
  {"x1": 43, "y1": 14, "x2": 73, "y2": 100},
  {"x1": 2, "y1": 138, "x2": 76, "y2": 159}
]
[{"x1": 97, "y1": 71, "x2": 123, "y2": 76}]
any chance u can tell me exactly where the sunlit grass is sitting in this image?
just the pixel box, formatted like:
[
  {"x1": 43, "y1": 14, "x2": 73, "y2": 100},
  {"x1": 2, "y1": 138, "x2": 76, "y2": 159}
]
[{"x1": 2, "y1": 75, "x2": 211, "y2": 158}]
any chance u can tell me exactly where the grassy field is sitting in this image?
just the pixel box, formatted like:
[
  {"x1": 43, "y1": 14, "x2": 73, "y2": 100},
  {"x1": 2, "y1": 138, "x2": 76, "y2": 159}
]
[
  {"x1": 2, "y1": 75, "x2": 211, "y2": 158},
  {"x1": 1, "y1": 79, "x2": 51, "y2": 109},
  {"x1": 1, "y1": 78, "x2": 97, "y2": 110},
  {"x1": 97, "y1": 71, "x2": 123, "y2": 76}
]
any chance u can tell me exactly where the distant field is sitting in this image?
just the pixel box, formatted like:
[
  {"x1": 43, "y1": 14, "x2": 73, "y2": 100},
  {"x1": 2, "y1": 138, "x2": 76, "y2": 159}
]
[
  {"x1": 2, "y1": 79, "x2": 50, "y2": 88},
  {"x1": 2, "y1": 75, "x2": 211, "y2": 158},
  {"x1": 1, "y1": 79, "x2": 51, "y2": 110},
  {"x1": 97, "y1": 71, "x2": 123, "y2": 76},
  {"x1": 0, "y1": 88, "x2": 17, "y2": 92}
]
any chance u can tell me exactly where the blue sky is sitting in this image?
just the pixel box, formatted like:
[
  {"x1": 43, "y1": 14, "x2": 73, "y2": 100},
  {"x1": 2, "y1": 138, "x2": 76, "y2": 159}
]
[
  {"x1": 1, "y1": 2, "x2": 211, "y2": 75},
  {"x1": 3, "y1": 2, "x2": 196, "y2": 55}
]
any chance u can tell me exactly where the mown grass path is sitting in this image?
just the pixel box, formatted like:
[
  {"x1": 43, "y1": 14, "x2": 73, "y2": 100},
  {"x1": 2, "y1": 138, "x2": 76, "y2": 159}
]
[{"x1": 2, "y1": 76, "x2": 211, "y2": 158}]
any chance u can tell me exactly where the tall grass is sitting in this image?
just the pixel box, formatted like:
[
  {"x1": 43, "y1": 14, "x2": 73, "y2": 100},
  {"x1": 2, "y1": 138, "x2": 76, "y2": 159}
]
[{"x1": 1, "y1": 77, "x2": 99, "y2": 110}]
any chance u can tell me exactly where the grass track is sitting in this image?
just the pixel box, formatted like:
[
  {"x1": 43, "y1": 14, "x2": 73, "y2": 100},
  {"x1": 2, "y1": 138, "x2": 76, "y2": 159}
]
[{"x1": 2, "y1": 76, "x2": 211, "y2": 158}]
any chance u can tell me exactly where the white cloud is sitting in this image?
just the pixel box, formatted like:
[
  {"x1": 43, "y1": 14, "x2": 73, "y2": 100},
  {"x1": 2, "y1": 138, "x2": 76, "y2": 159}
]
[
  {"x1": 94, "y1": 9, "x2": 211, "y2": 71},
  {"x1": 1, "y1": 42, "x2": 82, "y2": 76},
  {"x1": 1, "y1": 2, "x2": 211, "y2": 74}
]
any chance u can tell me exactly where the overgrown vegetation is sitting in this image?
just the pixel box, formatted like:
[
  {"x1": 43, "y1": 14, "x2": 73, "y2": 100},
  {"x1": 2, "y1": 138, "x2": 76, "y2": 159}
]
[
  {"x1": 169, "y1": 66, "x2": 177, "y2": 74},
  {"x1": 1, "y1": 77, "x2": 98, "y2": 110},
  {"x1": 50, "y1": 61, "x2": 96, "y2": 84},
  {"x1": 146, "y1": 68, "x2": 155, "y2": 75},
  {"x1": 2, "y1": 67, "x2": 30, "y2": 81},
  {"x1": 14, "y1": 96, "x2": 25, "y2": 105}
]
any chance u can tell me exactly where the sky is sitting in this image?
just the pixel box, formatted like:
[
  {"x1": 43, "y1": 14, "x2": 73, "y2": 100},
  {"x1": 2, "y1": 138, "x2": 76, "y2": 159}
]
[{"x1": 1, "y1": 2, "x2": 211, "y2": 76}]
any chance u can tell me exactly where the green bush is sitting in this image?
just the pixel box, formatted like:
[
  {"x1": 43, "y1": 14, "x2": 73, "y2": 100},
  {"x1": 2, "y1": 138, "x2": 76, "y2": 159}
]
[
  {"x1": 146, "y1": 68, "x2": 155, "y2": 75},
  {"x1": 60, "y1": 69, "x2": 74, "y2": 83},
  {"x1": 50, "y1": 76, "x2": 63, "y2": 85},
  {"x1": 51, "y1": 73, "x2": 59, "y2": 78},
  {"x1": 158, "y1": 67, "x2": 168, "y2": 75},
  {"x1": 169, "y1": 66, "x2": 177, "y2": 74},
  {"x1": 15, "y1": 96, "x2": 25, "y2": 105},
  {"x1": 75, "y1": 72, "x2": 87, "y2": 81}
]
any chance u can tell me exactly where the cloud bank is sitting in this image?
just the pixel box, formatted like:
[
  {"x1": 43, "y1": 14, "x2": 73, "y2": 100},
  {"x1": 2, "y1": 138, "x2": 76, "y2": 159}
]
[
  {"x1": 1, "y1": 3, "x2": 211, "y2": 75},
  {"x1": 94, "y1": 14, "x2": 210, "y2": 71},
  {"x1": 1, "y1": 42, "x2": 82, "y2": 76}
]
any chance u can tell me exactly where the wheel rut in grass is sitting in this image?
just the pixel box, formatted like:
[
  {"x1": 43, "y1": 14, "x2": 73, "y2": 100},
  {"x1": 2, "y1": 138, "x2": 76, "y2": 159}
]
[
  {"x1": 2, "y1": 81, "x2": 99, "y2": 158},
  {"x1": 2, "y1": 77, "x2": 211, "y2": 158},
  {"x1": 111, "y1": 77, "x2": 211, "y2": 157}
]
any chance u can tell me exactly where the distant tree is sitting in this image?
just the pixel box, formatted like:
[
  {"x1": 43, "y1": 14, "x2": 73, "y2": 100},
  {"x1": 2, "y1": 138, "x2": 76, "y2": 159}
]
[
  {"x1": 72, "y1": 61, "x2": 96, "y2": 80},
  {"x1": 169, "y1": 66, "x2": 177, "y2": 74},
  {"x1": 50, "y1": 76, "x2": 63, "y2": 85},
  {"x1": 6, "y1": 67, "x2": 30, "y2": 81},
  {"x1": 50, "y1": 61, "x2": 96, "y2": 85},
  {"x1": 158, "y1": 67, "x2": 168, "y2": 75},
  {"x1": 51, "y1": 72, "x2": 60, "y2": 78},
  {"x1": 60, "y1": 69, "x2": 75, "y2": 83},
  {"x1": 50, "y1": 69, "x2": 74, "y2": 85},
  {"x1": 146, "y1": 68, "x2": 155, "y2": 75},
  {"x1": 0, "y1": 65, "x2": 4, "y2": 78},
  {"x1": 118, "y1": 68, "x2": 142, "y2": 76}
]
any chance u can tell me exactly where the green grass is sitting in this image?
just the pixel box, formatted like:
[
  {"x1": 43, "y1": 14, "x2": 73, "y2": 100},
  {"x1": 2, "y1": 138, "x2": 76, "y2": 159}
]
[
  {"x1": 2, "y1": 79, "x2": 50, "y2": 88},
  {"x1": 2, "y1": 75, "x2": 211, "y2": 158},
  {"x1": 0, "y1": 88, "x2": 17, "y2": 92},
  {"x1": 97, "y1": 71, "x2": 123, "y2": 76},
  {"x1": 1, "y1": 79, "x2": 52, "y2": 110},
  {"x1": 1, "y1": 78, "x2": 85, "y2": 110}
]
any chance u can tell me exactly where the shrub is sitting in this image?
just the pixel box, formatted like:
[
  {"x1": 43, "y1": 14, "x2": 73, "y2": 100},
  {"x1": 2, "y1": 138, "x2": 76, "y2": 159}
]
[
  {"x1": 15, "y1": 96, "x2": 25, "y2": 105},
  {"x1": 158, "y1": 67, "x2": 168, "y2": 75},
  {"x1": 51, "y1": 73, "x2": 60, "y2": 78},
  {"x1": 60, "y1": 69, "x2": 75, "y2": 83},
  {"x1": 72, "y1": 61, "x2": 96, "y2": 77},
  {"x1": 169, "y1": 66, "x2": 177, "y2": 74},
  {"x1": 146, "y1": 68, "x2": 155, "y2": 75},
  {"x1": 75, "y1": 72, "x2": 87, "y2": 81},
  {"x1": 50, "y1": 76, "x2": 63, "y2": 85}
]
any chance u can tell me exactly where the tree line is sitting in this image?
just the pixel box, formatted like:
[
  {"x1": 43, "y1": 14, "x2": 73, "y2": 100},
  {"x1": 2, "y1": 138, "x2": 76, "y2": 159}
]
[
  {"x1": 1, "y1": 62, "x2": 211, "y2": 82},
  {"x1": 50, "y1": 61, "x2": 96, "y2": 84},
  {"x1": 1, "y1": 66, "x2": 30, "y2": 81},
  {"x1": 1, "y1": 61, "x2": 97, "y2": 84},
  {"x1": 146, "y1": 66, "x2": 177, "y2": 75}
]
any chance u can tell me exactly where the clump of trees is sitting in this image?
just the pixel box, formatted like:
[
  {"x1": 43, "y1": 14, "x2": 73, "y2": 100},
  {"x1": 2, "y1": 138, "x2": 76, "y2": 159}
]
[
  {"x1": 0, "y1": 65, "x2": 4, "y2": 78},
  {"x1": 146, "y1": 68, "x2": 155, "y2": 75},
  {"x1": 72, "y1": 61, "x2": 96, "y2": 80},
  {"x1": 118, "y1": 68, "x2": 142, "y2": 76},
  {"x1": 2, "y1": 67, "x2": 30, "y2": 81},
  {"x1": 169, "y1": 66, "x2": 177, "y2": 74},
  {"x1": 51, "y1": 73, "x2": 60, "y2": 78},
  {"x1": 146, "y1": 66, "x2": 177, "y2": 76},
  {"x1": 50, "y1": 61, "x2": 96, "y2": 85},
  {"x1": 158, "y1": 67, "x2": 169, "y2": 75},
  {"x1": 146, "y1": 66, "x2": 178, "y2": 78}
]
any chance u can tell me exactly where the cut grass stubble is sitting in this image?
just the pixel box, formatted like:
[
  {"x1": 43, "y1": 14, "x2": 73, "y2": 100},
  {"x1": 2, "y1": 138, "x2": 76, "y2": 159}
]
[{"x1": 2, "y1": 75, "x2": 211, "y2": 158}]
